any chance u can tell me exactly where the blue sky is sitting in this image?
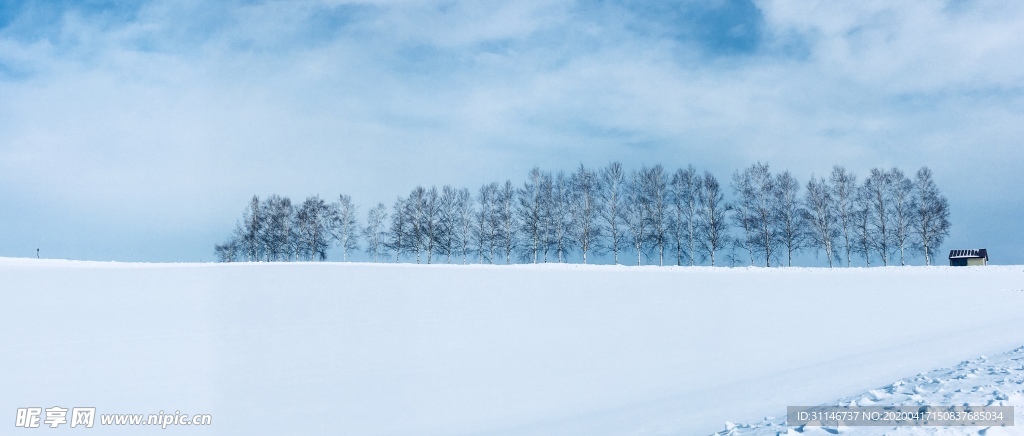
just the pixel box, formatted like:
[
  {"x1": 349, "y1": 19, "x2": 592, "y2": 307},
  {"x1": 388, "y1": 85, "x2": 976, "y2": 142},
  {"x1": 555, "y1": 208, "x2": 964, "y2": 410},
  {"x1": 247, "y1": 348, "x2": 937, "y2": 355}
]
[{"x1": 0, "y1": 0, "x2": 1021, "y2": 264}]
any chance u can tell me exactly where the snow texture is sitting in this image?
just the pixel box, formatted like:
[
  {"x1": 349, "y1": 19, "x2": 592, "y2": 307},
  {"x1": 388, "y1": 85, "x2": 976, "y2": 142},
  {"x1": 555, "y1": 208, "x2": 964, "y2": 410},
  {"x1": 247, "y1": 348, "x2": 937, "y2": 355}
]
[
  {"x1": 2, "y1": 258, "x2": 1024, "y2": 434},
  {"x1": 720, "y1": 346, "x2": 1024, "y2": 435}
]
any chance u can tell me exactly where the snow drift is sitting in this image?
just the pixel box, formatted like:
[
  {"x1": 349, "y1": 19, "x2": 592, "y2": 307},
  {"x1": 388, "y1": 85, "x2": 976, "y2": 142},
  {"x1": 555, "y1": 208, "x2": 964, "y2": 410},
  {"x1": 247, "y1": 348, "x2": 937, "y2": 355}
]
[{"x1": 2, "y1": 258, "x2": 1024, "y2": 434}]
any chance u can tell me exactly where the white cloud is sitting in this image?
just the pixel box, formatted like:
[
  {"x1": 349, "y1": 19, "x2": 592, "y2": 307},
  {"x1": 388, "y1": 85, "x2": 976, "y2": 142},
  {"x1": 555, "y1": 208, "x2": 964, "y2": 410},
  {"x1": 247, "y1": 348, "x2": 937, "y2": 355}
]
[{"x1": 0, "y1": 0, "x2": 1022, "y2": 261}]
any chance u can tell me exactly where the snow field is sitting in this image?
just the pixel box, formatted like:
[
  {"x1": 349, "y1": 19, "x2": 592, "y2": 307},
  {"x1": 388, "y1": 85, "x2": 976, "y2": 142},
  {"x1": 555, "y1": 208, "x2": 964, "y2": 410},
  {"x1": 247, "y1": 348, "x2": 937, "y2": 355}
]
[{"x1": 2, "y1": 258, "x2": 1023, "y2": 434}]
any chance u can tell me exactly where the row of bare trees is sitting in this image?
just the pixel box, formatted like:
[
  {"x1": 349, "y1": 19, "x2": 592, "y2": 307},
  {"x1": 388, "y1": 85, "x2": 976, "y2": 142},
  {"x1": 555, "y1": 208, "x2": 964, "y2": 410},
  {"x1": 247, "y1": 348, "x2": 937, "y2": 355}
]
[
  {"x1": 731, "y1": 164, "x2": 950, "y2": 267},
  {"x1": 215, "y1": 194, "x2": 359, "y2": 262},
  {"x1": 215, "y1": 162, "x2": 950, "y2": 266}
]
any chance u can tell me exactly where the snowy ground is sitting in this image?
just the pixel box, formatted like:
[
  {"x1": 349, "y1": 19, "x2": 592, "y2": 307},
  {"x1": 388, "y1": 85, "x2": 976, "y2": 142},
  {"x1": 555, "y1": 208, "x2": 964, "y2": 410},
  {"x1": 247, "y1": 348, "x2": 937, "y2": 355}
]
[
  {"x1": 2, "y1": 258, "x2": 1024, "y2": 434},
  {"x1": 719, "y1": 346, "x2": 1024, "y2": 435}
]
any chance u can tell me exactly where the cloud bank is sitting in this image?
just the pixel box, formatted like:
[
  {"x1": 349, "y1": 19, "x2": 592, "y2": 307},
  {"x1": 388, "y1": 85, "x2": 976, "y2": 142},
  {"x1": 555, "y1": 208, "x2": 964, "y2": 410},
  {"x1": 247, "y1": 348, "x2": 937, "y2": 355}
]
[{"x1": 0, "y1": 0, "x2": 1021, "y2": 262}]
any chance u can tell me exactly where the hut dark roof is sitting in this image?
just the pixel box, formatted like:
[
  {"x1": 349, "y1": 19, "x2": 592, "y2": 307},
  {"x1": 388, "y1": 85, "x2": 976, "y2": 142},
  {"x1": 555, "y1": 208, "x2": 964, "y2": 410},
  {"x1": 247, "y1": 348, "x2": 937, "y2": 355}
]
[{"x1": 948, "y1": 249, "x2": 988, "y2": 260}]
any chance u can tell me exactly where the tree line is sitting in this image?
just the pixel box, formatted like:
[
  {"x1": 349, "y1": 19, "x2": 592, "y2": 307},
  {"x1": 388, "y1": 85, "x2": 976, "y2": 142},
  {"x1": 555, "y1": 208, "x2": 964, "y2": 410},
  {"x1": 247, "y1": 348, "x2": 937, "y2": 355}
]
[{"x1": 215, "y1": 162, "x2": 951, "y2": 267}]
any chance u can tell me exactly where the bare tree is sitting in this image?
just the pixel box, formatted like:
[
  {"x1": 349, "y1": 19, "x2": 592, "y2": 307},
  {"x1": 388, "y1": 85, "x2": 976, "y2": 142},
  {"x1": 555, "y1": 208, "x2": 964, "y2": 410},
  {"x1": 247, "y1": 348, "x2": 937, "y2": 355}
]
[
  {"x1": 624, "y1": 167, "x2": 651, "y2": 266},
  {"x1": 545, "y1": 171, "x2": 573, "y2": 262},
  {"x1": 517, "y1": 167, "x2": 546, "y2": 263},
  {"x1": 260, "y1": 195, "x2": 294, "y2": 261},
  {"x1": 599, "y1": 162, "x2": 626, "y2": 264},
  {"x1": 805, "y1": 175, "x2": 837, "y2": 267},
  {"x1": 363, "y1": 202, "x2": 389, "y2": 262},
  {"x1": 215, "y1": 224, "x2": 243, "y2": 262},
  {"x1": 852, "y1": 185, "x2": 873, "y2": 266},
  {"x1": 568, "y1": 164, "x2": 602, "y2": 264},
  {"x1": 735, "y1": 162, "x2": 778, "y2": 266},
  {"x1": 287, "y1": 210, "x2": 301, "y2": 261},
  {"x1": 214, "y1": 241, "x2": 240, "y2": 262},
  {"x1": 455, "y1": 188, "x2": 474, "y2": 264},
  {"x1": 643, "y1": 165, "x2": 669, "y2": 266},
  {"x1": 476, "y1": 182, "x2": 497, "y2": 263},
  {"x1": 296, "y1": 195, "x2": 332, "y2": 261},
  {"x1": 402, "y1": 186, "x2": 441, "y2": 264},
  {"x1": 332, "y1": 194, "x2": 360, "y2": 262},
  {"x1": 421, "y1": 187, "x2": 441, "y2": 264},
  {"x1": 888, "y1": 168, "x2": 916, "y2": 266},
  {"x1": 484, "y1": 183, "x2": 502, "y2": 262},
  {"x1": 241, "y1": 195, "x2": 263, "y2": 261},
  {"x1": 434, "y1": 186, "x2": 459, "y2": 263},
  {"x1": 536, "y1": 172, "x2": 555, "y2": 262},
  {"x1": 696, "y1": 171, "x2": 730, "y2": 266},
  {"x1": 669, "y1": 165, "x2": 699, "y2": 266},
  {"x1": 278, "y1": 196, "x2": 298, "y2": 261},
  {"x1": 864, "y1": 168, "x2": 892, "y2": 265},
  {"x1": 256, "y1": 197, "x2": 274, "y2": 261},
  {"x1": 495, "y1": 180, "x2": 518, "y2": 264},
  {"x1": 405, "y1": 187, "x2": 426, "y2": 263},
  {"x1": 723, "y1": 241, "x2": 743, "y2": 267},
  {"x1": 914, "y1": 167, "x2": 951, "y2": 266},
  {"x1": 775, "y1": 170, "x2": 809, "y2": 267},
  {"x1": 386, "y1": 197, "x2": 411, "y2": 262},
  {"x1": 731, "y1": 169, "x2": 756, "y2": 266},
  {"x1": 829, "y1": 166, "x2": 857, "y2": 267}
]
